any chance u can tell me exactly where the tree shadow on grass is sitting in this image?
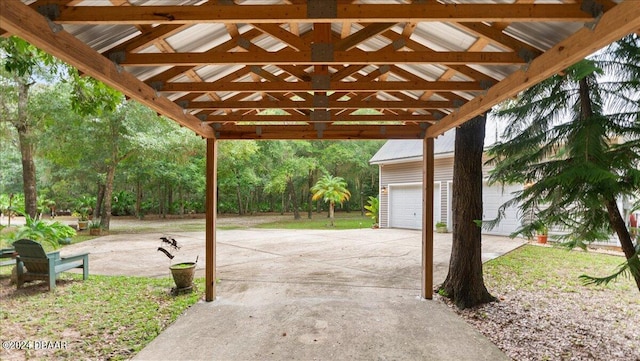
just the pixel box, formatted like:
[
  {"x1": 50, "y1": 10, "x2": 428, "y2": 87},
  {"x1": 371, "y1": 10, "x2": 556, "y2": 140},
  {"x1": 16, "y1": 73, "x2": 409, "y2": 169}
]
[{"x1": 0, "y1": 274, "x2": 77, "y2": 299}]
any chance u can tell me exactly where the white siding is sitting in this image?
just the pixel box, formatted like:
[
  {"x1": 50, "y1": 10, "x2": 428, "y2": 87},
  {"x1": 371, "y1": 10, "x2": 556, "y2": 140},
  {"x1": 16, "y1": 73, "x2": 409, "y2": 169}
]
[
  {"x1": 378, "y1": 155, "x2": 523, "y2": 236},
  {"x1": 379, "y1": 160, "x2": 450, "y2": 228},
  {"x1": 482, "y1": 182, "x2": 523, "y2": 236}
]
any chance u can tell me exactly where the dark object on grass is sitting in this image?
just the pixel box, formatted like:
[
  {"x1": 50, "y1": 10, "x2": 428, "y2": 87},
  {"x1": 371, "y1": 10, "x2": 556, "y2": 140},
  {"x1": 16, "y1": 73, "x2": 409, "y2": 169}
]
[
  {"x1": 157, "y1": 247, "x2": 175, "y2": 259},
  {"x1": 160, "y1": 236, "x2": 180, "y2": 250}
]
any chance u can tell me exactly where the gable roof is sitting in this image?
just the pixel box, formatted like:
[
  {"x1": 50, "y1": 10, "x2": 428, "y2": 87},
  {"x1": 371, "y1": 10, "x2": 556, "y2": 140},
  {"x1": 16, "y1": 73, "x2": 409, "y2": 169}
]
[{"x1": 369, "y1": 129, "x2": 455, "y2": 164}]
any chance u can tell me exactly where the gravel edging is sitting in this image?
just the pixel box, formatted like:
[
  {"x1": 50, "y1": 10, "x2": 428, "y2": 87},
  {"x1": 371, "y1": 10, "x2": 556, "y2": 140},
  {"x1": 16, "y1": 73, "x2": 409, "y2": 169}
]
[{"x1": 438, "y1": 288, "x2": 640, "y2": 361}]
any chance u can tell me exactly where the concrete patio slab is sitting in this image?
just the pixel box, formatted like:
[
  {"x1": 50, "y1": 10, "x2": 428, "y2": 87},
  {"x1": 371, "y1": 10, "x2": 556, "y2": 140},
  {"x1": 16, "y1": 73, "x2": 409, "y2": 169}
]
[{"x1": 60, "y1": 227, "x2": 525, "y2": 360}]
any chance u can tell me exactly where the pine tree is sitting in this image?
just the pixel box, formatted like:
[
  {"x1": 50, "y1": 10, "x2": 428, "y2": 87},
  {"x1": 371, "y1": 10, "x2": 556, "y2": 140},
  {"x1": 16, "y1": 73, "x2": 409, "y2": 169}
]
[{"x1": 487, "y1": 35, "x2": 640, "y2": 291}]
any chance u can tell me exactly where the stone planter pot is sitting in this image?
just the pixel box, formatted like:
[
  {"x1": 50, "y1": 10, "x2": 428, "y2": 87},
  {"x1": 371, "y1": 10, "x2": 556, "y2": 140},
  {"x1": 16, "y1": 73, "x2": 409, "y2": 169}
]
[
  {"x1": 77, "y1": 220, "x2": 89, "y2": 230},
  {"x1": 169, "y1": 262, "x2": 196, "y2": 290}
]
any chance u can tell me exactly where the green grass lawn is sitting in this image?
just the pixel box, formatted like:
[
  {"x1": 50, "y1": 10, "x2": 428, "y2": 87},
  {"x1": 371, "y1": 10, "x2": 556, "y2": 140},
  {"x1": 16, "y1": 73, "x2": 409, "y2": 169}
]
[
  {"x1": 0, "y1": 274, "x2": 204, "y2": 360},
  {"x1": 483, "y1": 244, "x2": 636, "y2": 294},
  {"x1": 256, "y1": 213, "x2": 375, "y2": 230}
]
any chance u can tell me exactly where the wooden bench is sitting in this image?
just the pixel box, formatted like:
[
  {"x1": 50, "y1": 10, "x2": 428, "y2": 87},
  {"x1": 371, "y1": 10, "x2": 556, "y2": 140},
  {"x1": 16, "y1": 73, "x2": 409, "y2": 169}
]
[
  {"x1": 0, "y1": 247, "x2": 16, "y2": 267},
  {"x1": 13, "y1": 239, "x2": 89, "y2": 290}
]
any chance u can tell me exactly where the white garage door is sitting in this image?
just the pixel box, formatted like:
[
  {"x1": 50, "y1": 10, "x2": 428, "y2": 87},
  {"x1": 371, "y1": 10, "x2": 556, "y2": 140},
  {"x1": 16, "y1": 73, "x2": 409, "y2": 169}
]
[
  {"x1": 483, "y1": 183, "x2": 522, "y2": 236},
  {"x1": 389, "y1": 184, "x2": 440, "y2": 230}
]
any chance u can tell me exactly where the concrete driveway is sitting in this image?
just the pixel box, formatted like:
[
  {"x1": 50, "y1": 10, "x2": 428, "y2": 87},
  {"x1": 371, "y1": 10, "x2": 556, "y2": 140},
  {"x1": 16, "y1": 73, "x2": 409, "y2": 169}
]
[{"x1": 61, "y1": 228, "x2": 524, "y2": 361}]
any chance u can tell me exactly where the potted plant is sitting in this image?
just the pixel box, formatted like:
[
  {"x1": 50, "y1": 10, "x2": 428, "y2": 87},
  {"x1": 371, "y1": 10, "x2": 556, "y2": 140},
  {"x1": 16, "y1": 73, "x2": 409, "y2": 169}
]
[
  {"x1": 157, "y1": 236, "x2": 198, "y2": 294},
  {"x1": 536, "y1": 223, "x2": 548, "y2": 244},
  {"x1": 74, "y1": 196, "x2": 95, "y2": 230},
  {"x1": 88, "y1": 219, "x2": 102, "y2": 236},
  {"x1": 436, "y1": 221, "x2": 448, "y2": 233},
  {"x1": 74, "y1": 208, "x2": 90, "y2": 230}
]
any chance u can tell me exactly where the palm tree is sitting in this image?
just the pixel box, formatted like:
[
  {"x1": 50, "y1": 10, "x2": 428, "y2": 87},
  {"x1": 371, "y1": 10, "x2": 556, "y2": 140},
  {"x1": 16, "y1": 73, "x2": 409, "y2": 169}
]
[
  {"x1": 487, "y1": 35, "x2": 640, "y2": 291},
  {"x1": 310, "y1": 174, "x2": 351, "y2": 227}
]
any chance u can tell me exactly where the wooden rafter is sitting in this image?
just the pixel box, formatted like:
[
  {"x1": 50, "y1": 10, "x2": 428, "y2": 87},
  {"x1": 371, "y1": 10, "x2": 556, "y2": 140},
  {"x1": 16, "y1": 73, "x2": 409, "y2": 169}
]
[
  {"x1": 334, "y1": 23, "x2": 396, "y2": 51},
  {"x1": 209, "y1": 123, "x2": 426, "y2": 140},
  {"x1": 455, "y1": 22, "x2": 544, "y2": 54},
  {"x1": 0, "y1": 0, "x2": 215, "y2": 139},
  {"x1": 427, "y1": 0, "x2": 640, "y2": 137},
  {"x1": 159, "y1": 81, "x2": 485, "y2": 93},
  {"x1": 119, "y1": 51, "x2": 527, "y2": 66},
  {"x1": 251, "y1": 23, "x2": 311, "y2": 51},
  {"x1": 51, "y1": 4, "x2": 595, "y2": 24},
  {"x1": 187, "y1": 99, "x2": 455, "y2": 110},
  {"x1": 204, "y1": 113, "x2": 435, "y2": 123}
]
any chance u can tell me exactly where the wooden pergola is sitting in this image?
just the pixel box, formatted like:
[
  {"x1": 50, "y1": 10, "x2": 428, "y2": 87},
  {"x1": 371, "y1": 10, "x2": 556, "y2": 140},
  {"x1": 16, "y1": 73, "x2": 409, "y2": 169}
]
[{"x1": 2, "y1": 0, "x2": 638, "y2": 302}]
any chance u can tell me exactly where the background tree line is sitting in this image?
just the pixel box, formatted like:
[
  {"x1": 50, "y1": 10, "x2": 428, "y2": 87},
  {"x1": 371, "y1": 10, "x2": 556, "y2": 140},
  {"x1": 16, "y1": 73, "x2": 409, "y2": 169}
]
[{"x1": 0, "y1": 37, "x2": 382, "y2": 229}]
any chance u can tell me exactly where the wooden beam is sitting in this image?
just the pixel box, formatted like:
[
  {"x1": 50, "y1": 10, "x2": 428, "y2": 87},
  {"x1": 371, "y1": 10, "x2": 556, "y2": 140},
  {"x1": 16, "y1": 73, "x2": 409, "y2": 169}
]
[
  {"x1": 455, "y1": 22, "x2": 544, "y2": 54},
  {"x1": 141, "y1": 29, "x2": 264, "y2": 84},
  {"x1": 380, "y1": 31, "x2": 501, "y2": 83},
  {"x1": 103, "y1": 24, "x2": 187, "y2": 55},
  {"x1": 334, "y1": 23, "x2": 397, "y2": 51},
  {"x1": 161, "y1": 81, "x2": 484, "y2": 93},
  {"x1": 54, "y1": 4, "x2": 595, "y2": 24},
  {"x1": 205, "y1": 138, "x2": 217, "y2": 302},
  {"x1": 251, "y1": 23, "x2": 311, "y2": 51},
  {"x1": 212, "y1": 123, "x2": 426, "y2": 140},
  {"x1": 426, "y1": 0, "x2": 640, "y2": 138},
  {"x1": 119, "y1": 51, "x2": 527, "y2": 66},
  {"x1": 0, "y1": 0, "x2": 215, "y2": 138},
  {"x1": 204, "y1": 113, "x2": 436, "y2": 123},
  {"x1": 331, "y1": 64, "x2": 367, "y2": 81},
  {"x1": 422, "y1": 137, "x2": 434, "y2": 300},
  {"x1": 187, "y1": 99, "x2": 456, "y2": 110}
]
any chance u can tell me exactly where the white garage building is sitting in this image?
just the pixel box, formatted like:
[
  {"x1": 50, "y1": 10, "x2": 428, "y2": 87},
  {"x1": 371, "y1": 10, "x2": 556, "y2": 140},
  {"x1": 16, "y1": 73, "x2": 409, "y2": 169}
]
[{"x1": 369, "y1": 130, "x2": 523, "y2": 236}]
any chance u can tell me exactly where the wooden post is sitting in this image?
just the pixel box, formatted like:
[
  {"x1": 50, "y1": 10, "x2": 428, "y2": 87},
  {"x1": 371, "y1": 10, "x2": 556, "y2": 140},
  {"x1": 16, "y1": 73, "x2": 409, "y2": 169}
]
[
  {"x1": 422, "y1": 137, "x2": 434, "y2": 299},
  {"x1": 205, "y1": 138, "x2": 217, "y2": 302}
]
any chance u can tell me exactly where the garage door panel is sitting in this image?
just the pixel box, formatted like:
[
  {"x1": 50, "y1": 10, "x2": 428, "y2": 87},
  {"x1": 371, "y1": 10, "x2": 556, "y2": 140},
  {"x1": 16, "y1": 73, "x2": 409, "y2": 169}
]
[
  {"x1": 389, "y1": 184, "x2": 440, "y2": 230},
  {"x1": 390, "y1": 185, "x2": 422, "y2": 229}
]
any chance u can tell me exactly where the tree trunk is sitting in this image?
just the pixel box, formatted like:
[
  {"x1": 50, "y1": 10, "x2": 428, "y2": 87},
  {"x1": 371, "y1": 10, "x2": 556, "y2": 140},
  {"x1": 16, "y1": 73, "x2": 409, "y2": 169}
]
[
  {"x1": 17, "y1": 128, "x2": 37, "y2": 219},
  {"x1": 158, "y1": 183, "x2": 163, "y2": 217},
  {"x1": 439, "y1": 114, "x2": 495, "y2": 309},
  {"x1": 605, "y1": 199, "x2": 640, "y2": 290},
  {"x1": 307, "y1": 169, "x2": 313, "y2": 219},
  {"x1": 101, "y1": 164, "x2": 116, "y2": 230},
  {"x1": 235, "y1": 178, "x2": 244, "y2": 216},
  {"x1": 244, "y1": 191, "x2": 251, "y2": 215},
  {"x1": 287, "y1": 177, "x2": 300, "y2": 220},
  {"x1": 280, "y1": 193, "x2": 285, "y2": 215},
  {"x1": 329, "y1": 202, "x2": 335, "y2": 226},
  {"x1": 167, "y1": 184, "x2": 173, "y2": 215},
  {"x1": 357, "y1": 178, "x2": 364, "y2": 216},
  {"x1": 95, "y1": 183, "x2": 105, "y2": 219},
  {"x1": 578, "y1": 77, "x2": 640, "y2": 291},
  {"x1": 136, "y1": 178, "x2": 142, "y2": 218},
  {"x1": 15, "y1": 79, "x2": 37, "y2": 218}
]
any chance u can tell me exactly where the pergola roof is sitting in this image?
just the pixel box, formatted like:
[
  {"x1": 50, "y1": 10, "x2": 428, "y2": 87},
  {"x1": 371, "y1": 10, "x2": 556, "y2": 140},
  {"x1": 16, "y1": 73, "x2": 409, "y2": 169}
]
[{"x1": 2, "y1": 0, "x2": 639, "y2": 140}]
